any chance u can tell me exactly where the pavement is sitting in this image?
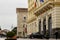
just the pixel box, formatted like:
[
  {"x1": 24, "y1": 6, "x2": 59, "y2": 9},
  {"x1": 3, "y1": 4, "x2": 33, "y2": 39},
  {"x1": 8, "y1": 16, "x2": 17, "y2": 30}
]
[
  {"x1": 0, "y1": 38, "x2": 60, "y2": 40},
  {"x1": 17, "y1": 38, "x2": 60, "y2": 40},
  {"x1": 0, "y1": 38, "x2": 6, "y2": 40}
]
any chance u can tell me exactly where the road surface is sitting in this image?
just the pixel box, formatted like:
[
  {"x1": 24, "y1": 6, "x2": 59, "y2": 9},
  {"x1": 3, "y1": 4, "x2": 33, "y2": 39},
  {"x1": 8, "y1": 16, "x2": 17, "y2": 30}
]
[
  {"x1": 0, "y1": 38, "x2": 6, "y2": 40},
  {"x1": 0, "y1": 38, "x2": 60, "y2": 40},
  {"x1": 17, "y1": 38, "x2": 60, "y2": 40}
]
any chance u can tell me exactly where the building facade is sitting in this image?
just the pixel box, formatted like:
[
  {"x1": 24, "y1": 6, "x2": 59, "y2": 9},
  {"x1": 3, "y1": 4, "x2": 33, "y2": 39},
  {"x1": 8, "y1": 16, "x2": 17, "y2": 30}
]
[
  {"x1": 16, "y1": 8, "x2": 28, "y2": 37},
  {"x1": 28, "y1": 0, "x2": 60, "y2": 38}
]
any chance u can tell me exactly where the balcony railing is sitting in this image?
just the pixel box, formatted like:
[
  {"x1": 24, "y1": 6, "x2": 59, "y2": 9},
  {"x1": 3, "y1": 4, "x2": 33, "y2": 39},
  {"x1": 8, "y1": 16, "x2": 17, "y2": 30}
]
[{"x1": 34, "y1": 0, "x2": 54, "y2": 16}]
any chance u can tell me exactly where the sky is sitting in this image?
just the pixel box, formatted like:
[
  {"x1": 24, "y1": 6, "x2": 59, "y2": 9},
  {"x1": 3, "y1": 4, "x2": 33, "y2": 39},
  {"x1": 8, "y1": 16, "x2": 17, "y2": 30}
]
[{"x1": 0, "y1": 0, "x2": 28, "y2": 30}]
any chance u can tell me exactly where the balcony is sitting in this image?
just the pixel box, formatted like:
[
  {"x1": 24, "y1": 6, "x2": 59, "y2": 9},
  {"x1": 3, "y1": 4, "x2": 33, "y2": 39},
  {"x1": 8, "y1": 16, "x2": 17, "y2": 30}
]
[{"x1": 34, "y1": 0, "x2": 54, "y2": 16}]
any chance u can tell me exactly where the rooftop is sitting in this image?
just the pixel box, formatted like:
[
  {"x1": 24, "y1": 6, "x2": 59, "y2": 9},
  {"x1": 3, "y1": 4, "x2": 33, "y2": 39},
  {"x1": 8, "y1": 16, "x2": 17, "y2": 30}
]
[{"x1": 16, "y1": 8, "x2": 28, "y2": 13}]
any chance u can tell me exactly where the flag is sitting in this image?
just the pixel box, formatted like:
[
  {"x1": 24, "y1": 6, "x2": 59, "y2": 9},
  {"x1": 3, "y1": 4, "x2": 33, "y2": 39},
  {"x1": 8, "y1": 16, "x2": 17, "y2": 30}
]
[
  {"x1": 36, "y1": 0, "x2": 37, "y2": 2},
  {"x1": 24, "y1": 27, "x2": 27, "y2": 33},
  {"x1": 34, "y1": 2, "x2": 36, "y2": 7},
  {"x1": 34, "y1": 0, "x2": 37, "y2": 7},
  {"x1": 40, "y1": 0, "x2": 44, "y2": 2}
]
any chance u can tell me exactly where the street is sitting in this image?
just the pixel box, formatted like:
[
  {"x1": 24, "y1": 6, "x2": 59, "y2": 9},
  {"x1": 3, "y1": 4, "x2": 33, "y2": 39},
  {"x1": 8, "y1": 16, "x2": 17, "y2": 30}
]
[
  {"x1": 0, "y1": 38, "x2": 60, "y2": 40},
  {"x1": 17, "y1": 38, "x2": 60, "y2": 40},
  {"x1": 0, "y1": 38, "x2": 6, "y2": 40}
]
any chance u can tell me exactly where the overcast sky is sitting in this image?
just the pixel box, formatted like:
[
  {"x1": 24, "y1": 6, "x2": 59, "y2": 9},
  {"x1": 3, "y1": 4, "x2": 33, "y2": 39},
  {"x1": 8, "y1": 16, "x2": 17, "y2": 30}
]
[{"x1": 0, "y1": 0, "x2": 28, "y2": 30}]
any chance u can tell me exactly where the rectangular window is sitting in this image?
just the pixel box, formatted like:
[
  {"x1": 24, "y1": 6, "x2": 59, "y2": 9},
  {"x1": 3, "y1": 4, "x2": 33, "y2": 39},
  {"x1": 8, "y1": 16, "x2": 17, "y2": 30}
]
[
  {"x1": 18, "y1": 32, "x2": 21, "y2": 35},
  {"x1": 23, "y1": 17, "x2": 26, "y2": 22}
]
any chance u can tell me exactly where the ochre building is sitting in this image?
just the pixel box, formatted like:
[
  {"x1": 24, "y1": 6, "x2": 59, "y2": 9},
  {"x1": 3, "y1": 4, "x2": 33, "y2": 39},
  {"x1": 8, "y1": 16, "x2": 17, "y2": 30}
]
[
  {"x1": 27, "y1": 0, "x2": 60, "y2": 38},
  {"x1": 16, "y1": 8, "x2": 28, "y2": 37}
]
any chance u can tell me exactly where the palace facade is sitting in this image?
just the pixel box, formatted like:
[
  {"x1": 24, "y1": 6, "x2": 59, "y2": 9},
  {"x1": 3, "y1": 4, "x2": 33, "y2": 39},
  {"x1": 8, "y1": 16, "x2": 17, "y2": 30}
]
[{"x1": 27, "y1": 0, "x2": 60, "y2": 38}]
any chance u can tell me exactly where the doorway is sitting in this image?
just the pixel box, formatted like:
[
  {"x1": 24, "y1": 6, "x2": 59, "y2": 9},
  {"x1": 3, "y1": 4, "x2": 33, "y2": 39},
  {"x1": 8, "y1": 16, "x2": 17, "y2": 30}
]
[
  {"x1": 39, "y1": 20, "x2": 41, "y2": 34},
  {"x1": 48, "y1": 16, "x2": 52, "y2": 38},
  {"x1": 43, "y1": 19, "x2": 46, "y2": 35}
]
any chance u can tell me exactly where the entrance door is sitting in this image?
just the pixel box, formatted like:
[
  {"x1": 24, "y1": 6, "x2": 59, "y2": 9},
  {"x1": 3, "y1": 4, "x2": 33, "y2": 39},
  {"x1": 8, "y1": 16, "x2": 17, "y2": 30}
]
[
  {"x1": 39, "y1": 20, "x2": 41, "y2": 34},
  {"x1": 48, "y1": 16, "x2": 52, "y2": 38},
  {"x1": 43, "y1": 19, "x2": 46, "y2": 35}
]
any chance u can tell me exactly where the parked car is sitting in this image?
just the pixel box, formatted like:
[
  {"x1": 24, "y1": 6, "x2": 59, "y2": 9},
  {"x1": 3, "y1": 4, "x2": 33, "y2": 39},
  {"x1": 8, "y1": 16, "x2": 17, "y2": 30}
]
[{"x1": 28, "y1": 32, "x2": 43, "y2": 39}]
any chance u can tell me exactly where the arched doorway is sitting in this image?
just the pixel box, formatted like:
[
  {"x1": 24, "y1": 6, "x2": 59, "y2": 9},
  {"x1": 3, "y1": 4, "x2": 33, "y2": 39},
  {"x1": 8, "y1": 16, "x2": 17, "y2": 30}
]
[
  {"x1": 39, "y1": 20, "x2": 41, "y2": 34},
  {"x1": 43, "y1": 18, "x2": 46, "y2": 35},
  {"x1": 48, "y1": 16, "x2": 52, "y2": 38}
]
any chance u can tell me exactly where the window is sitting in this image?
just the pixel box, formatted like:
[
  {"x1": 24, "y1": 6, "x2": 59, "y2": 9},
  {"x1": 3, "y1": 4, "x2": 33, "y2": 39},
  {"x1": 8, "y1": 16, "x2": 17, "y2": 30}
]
[
  {"x1": 35, "y1": 22, "x2": 37, "y2": 27},
  {"x1": 23, "y1": 24, "x2": 25, "y2": 27},
  {"x1": 18, "y1": 32, "x2": 21, "y2": 35},
  {"x1": 23, "y1": 31, "x2": 25, "y2": 36},
  {"x1": 24, "y1": 17, "x2": 26, "y2": 20},
  {"x1": 23, "y1": 17, "x2": 26, "y2": 22}
]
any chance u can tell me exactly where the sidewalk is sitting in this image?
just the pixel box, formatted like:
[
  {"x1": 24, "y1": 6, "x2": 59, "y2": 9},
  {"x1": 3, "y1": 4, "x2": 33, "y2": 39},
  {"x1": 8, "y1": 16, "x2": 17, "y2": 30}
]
[{"x1": 17, "y1": 38, "x2": 60, "y2": 40}]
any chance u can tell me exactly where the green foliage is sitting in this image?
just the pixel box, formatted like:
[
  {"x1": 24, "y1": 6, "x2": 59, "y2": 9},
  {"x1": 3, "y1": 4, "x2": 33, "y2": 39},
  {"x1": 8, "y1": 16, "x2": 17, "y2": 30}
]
[
  {"x1": 6, "y1": 27, "x2": 17, "y2": 38},
  {"x1": 12, "y1": 27, "x2": 17, "y2": 35},
  {"x1": 7, "y1": 31, "x2": 15, "y2": 37}
]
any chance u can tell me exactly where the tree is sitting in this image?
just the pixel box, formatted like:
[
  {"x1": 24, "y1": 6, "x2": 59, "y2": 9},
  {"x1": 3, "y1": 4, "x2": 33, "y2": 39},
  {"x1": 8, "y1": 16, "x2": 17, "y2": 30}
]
[
  {"x1": 12, "y1": 27, "x2": 17, "y2": 35},
  {"x1": 6, "y1": 31, "x2": 15, "y2": 39},
  {"x1": 6, "y1": 27, "x2": 17, "y2": 39}
]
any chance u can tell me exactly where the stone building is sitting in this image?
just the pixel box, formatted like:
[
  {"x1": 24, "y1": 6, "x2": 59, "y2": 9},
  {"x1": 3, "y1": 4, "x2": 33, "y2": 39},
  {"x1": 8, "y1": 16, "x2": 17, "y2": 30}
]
[
  {"x1": 16, "y1": 8, "x2": 28, "y2": 37},
  {"x1": 27, "y1": 0, "x2": 60, "y2": 38}
]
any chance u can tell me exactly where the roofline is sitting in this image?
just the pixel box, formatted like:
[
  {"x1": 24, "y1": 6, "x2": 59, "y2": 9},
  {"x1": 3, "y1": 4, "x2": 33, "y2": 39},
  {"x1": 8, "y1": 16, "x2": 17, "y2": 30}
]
[{"x1": 16, "y1": 8, "x2": 28, "y2": 13}]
